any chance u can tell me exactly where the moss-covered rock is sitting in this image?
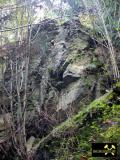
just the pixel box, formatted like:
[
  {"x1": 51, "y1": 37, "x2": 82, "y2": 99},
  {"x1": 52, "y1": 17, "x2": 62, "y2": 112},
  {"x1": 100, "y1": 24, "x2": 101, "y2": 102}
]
[
  {"x1": 79, "y1": 14, "x2": 96, "y2": 30},
  {"x1": 35, "y1": 82, "x2": 120, "y2": 160}
]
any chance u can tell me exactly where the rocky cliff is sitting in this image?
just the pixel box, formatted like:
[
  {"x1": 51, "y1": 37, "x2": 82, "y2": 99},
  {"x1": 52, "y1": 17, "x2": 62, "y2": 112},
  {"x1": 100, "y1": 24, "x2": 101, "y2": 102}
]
[
  {"x1": 25, "y1": 18, "x2": 119, "y2": 134},
  {"x1": 0, "y1": 18, "x2": 120, "y2": 160}
]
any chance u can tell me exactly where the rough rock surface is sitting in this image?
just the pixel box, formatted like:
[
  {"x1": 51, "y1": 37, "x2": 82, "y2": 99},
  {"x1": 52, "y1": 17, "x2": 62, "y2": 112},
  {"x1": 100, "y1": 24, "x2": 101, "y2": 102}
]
[
  {"x1": 27, "y1": 18, "x2": 112, "y2": 117},
  {"x1": 0, "y1": 18, "x2": 119, "y2": 141},
  {"x1": 35, "y1": 82, "x2": 120, "y2": 160}
]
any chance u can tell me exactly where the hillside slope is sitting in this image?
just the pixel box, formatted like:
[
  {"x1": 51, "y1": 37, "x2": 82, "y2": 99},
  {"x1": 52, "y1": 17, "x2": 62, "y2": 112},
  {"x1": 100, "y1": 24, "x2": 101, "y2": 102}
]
[
  {"x1": 34, "y1": 82, "x2": 120, "y2": 160},
  {"x1": 0, "y1": 18, "x2": 120, "y2": 160}
]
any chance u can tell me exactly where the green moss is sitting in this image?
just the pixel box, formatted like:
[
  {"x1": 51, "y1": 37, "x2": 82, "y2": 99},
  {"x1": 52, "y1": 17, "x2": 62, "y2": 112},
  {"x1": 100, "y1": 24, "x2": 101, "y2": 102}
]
[
  {"x1": 79, "y1": 14, "x2": 96, "y2": 29},
  {"x1": 115, "y1": 81, "x2": 120, "y2": 87},
  {"x1": 47, "y1": 66, "x2": 54, "y2": 75},
  {"x1": 67, "y1": 50, "x2": 85, "y2": 64},
  {"x1": 38, "y1": 82, "x2": 120, "y2": 160},
  {"x1": 90, "y1": 56, "x2": 103, "y2": 67},
  {"x1": 70, "y1": 38, "x2": 89, "y2": 50},
  {"x1": 84, "y1": 78, "x2": 93, "y2": 87},
  {"x1": 102, "y1": 126, "x2": 120, "y2": 140}
]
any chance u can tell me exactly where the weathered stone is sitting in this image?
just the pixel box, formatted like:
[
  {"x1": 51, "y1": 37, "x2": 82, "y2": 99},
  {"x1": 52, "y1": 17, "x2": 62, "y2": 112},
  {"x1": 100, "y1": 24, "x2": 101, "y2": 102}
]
[
  {"x1": 79, "y1": 14, "x2": 96, "y2": 29},
  {"x1": 70, "y1": 38, "x2": 89, "y2": 50},
  {"x1": 57, "y1": 80, "x2": 86, "y2": 111},
  {"x1": 85, "y1": 63, "x2": 97, "y2": 71},
  {"x1": 63, "y1": 64, "x2": 85, "y2": 84},
  {"x1": 27, "y1": 18, "x2": 112, "y2": 116},
  {"x1": 0, "y1": 116, "x2": 5, "y2": 131},
  {"x1": 0, "y1": 113, "x2": 11, "y2": 131},
  {"x1": 26, "y1": 136, "x2": 35, "y2": 152},
  {"x1": 0, "y1": 18, "x2": 116, "y2": 145}
]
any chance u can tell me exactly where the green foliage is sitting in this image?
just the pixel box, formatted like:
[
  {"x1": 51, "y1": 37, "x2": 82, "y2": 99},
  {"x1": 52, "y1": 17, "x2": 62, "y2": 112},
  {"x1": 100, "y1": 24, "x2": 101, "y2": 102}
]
[
  {"x1": 38, "y1": 81, "x2": 120, "y2": 159},
  {"x1": 115, "y1": 81, "x2": 120, "y2": 87}
]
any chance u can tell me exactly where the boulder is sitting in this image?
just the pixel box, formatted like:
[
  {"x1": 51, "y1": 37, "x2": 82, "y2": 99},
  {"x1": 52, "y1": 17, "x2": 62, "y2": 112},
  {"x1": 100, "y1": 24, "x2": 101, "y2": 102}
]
[
  {"x1": 63, "y1": 64, "x2": 86, "y2": 84},
  {"x1": 57, "y1": 80, "x2": 87, "y2": 111}
]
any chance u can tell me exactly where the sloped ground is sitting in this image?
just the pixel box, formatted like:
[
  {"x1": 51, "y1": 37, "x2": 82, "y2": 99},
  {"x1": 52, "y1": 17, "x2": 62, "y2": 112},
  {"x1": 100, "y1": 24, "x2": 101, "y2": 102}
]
[{"x1": 34, "y1": 82, "x2": 120, "y2": 160}]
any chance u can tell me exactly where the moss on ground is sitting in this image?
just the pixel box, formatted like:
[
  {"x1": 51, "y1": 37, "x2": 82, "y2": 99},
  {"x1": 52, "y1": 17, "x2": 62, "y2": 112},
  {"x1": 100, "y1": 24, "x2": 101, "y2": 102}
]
[{"x1": 36, "y1": 82, "x2": 120, "y2": 160}]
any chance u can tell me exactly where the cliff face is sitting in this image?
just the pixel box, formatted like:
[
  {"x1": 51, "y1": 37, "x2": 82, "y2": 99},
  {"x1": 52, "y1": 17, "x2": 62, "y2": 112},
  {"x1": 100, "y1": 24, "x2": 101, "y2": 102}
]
[
  {"x1": 26, "y1": 18, "x2": 118, "y2": 124},
  {"x1": 0, "y1": 18, "x2": 120, "y2": 160},
  {"x1": 0, "y1": 18, "x2": 119, "y2": 133},
  {"x1": 28, "y1": 19, "x2": 111, "y2": 112}
]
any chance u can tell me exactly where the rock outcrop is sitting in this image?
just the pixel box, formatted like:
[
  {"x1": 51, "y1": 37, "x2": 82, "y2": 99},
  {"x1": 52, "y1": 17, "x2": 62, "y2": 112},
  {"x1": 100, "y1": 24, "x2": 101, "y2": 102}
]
[
  {"x1": 1, "y1": 18, "x2": 119, "y2": 132},
  {"x1": 27, "y1": 18, "x2": 114, "y2": 119},
  {"x1": 34, "y1": 82, "x2": 120, "y2": 160},
  {"x1": 0, "y1": 18, "x2": 120, "y2": 160}
]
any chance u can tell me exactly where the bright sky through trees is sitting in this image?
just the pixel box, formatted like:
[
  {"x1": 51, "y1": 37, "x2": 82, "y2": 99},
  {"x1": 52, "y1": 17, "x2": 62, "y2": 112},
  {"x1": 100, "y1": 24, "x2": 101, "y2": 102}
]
[{"x1": 34, "y1": 0, "x2": 70, "y2": 22}]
